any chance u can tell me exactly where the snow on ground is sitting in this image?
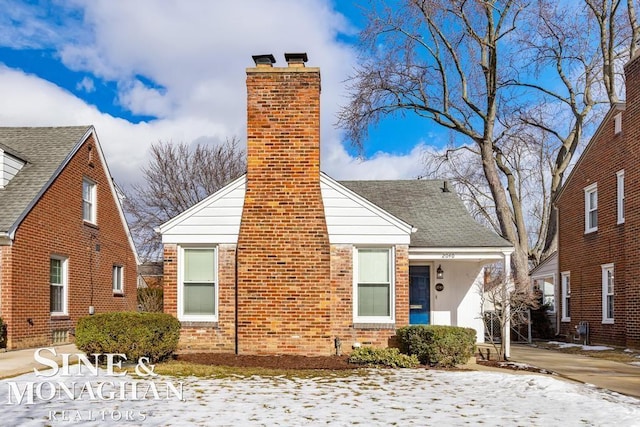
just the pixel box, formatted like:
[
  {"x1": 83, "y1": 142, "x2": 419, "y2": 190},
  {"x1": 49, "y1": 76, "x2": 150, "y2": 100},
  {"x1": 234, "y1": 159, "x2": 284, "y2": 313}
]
[
  {"x1": 547, "y1": 341, "x2": 614, "y2": 351},
  {"x1": 1, "y1": 366, "x2": 639, "y2": 427}
]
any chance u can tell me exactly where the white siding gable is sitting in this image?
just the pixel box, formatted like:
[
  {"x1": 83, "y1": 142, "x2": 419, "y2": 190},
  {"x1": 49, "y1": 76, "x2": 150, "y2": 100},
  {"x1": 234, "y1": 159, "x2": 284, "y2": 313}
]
[
  {"x1": 321, "y1": 174, "x2": 412, "y2": 245},
  {"x1": 159, "y1": 175, "x2": 246, "y2": 244},
  {"x1": 0, "y1": 149, "x2": 26, "y2": 189},
  {"x1": 159, "y1": 173, "x2": 412, "y2": 247}
]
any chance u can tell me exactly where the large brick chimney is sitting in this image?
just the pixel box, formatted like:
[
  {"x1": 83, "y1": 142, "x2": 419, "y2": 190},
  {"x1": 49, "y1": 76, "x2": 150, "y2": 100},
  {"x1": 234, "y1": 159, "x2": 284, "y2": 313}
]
[{"x1": 236, "y1": 53, "x2": 331, "y2": 355}]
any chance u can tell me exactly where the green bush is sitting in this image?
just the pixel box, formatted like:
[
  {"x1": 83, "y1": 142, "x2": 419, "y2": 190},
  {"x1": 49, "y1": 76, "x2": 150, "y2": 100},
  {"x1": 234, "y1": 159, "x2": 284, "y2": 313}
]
[
  {"x1": 396, "y1": 325, "x2": 476, "y2": 368},
  {"x1": 348, "y1": 346, "x2": 419, "y2": 368},
  {"x1": 75, "y1": 312, "x2": 180, "y2": 363}
]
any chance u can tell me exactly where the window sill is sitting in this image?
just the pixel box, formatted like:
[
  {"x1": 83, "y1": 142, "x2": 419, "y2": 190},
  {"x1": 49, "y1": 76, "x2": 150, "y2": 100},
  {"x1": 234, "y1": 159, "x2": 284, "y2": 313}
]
[
  {"x1": 602, "y1": 319, "x2": 614, "y2": 325},
  {"x1": 584, "y1": 229, "x2": 597, "y2": 235},
  {"x1": 113, "y1": 292, "x2": 124, "y2": 297},
  {"x1": 353, "y1": 323, "x2": 395, "y2": 330},
  {"x1": 180, "y1": 321, "x2": 219, "y2": 328},
  {"x1": 561, "y1": 317, "x2": 571, "y2": 323},
  {"x1": 83, "y1": 221, "x2": 99, "y2": 230},
  {"x1": 51, "y1": 315, "x2": 70, "y2": 321}
]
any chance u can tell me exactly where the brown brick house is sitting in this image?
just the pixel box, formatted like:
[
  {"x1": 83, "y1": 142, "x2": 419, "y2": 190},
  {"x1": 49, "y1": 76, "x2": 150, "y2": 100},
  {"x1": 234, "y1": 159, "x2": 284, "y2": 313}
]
[
  {"x1": 0, "y1": 126, "x2": 138, "y2": 350},
  {"x1": 556, "y1": 53, "x2": 640, "y2": 349},
  {"x1": 159, "y1": 53, "x2": 513, "y2": 356}
]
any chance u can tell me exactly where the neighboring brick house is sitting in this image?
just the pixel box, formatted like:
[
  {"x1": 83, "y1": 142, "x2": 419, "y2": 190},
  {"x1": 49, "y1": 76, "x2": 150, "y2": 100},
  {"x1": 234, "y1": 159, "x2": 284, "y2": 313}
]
[
  {"x1": 556, "y1": 53, "x2": 640, "y2": 349},
  {"x1": 0, "y1": 126, "x2": 138, "y2": 350},
  {"x1": 159, "y1": 53, "x2": 513, "y2": 356}
]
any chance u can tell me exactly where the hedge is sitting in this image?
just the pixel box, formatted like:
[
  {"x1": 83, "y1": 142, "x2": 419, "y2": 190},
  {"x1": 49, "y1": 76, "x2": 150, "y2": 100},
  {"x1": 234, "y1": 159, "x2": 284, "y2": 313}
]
[
  {"x1": 396, "y1": 325, "x2": 476, "y2": 367},
  {"x1": 75, "y1": 312, "x2": 180, "y2": 362},
  {"x1": 348, "y1": 346, "x2": 419, "y2": 368}
]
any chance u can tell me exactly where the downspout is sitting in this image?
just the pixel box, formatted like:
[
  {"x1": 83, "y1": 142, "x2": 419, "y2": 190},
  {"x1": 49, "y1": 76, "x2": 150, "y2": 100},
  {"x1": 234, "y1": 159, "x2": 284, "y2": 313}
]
[{"x1": 234, "y1": 245, "x2": 239, "y2": 355}]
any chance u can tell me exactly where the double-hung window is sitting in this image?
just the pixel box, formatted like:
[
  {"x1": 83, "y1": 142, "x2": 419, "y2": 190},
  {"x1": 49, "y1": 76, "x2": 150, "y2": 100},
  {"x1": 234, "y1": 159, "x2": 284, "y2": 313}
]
[
  {"x1": 50, "y1": 257, "x2": 68, "y2": 315},
  {"x1": 180, "y1": 247, "x2": 217, "y2": 321},
  {"x1": 584, "y1": 183, "x2": 598, "y2": 233},
  {"x1": 113, "y1": 265, "x2": 124, "y2": 294},
  {"x1": 617, "y1": 170, "x2": 625, "y2": 224},
  {"x1": 82, "y1": 178, "x2": 97, "y2": 223},
  {"x1": 354, "y1": 248, "x2": 394, "y2": 323},
  {"x1": 533, "y1": 276, "x2": 555, "y2": 313},
  {"x1": 602, "y1": 264, "x2": 614, "y2": 324},
  {"x1": 561, "y1": 272, "x2": 570, "y2": 322}
]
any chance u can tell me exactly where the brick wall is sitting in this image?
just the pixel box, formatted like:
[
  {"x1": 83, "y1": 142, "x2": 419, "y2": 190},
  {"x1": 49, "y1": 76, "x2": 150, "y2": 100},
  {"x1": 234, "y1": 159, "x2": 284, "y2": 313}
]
[
  {"x1": 236, "y1": 60, "x2": 332, "y2": 355},
  {"x1": 1, "y1": 134, "x2": 137, "y2": 349},
  {"x1": 623, "y1": 54, "x2": 640, "y2": 348},
  {"x1": 557, "y1": 53, "x2": 640, "y2": 348}
]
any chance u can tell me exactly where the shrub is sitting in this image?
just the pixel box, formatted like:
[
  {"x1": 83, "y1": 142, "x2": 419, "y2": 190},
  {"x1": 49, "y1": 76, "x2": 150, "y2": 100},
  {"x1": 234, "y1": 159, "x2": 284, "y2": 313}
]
[
  {"x1": 348, "y1": 346, "x2": 419, "y2": 368},
  {"x1": 138, "y1": 287, "x2": 164, "y2": 312},
  {"x1": 397, "y1": 325, "x2": 476, "y2": 368},
  {"x1": 75, "y1": 312, "x2": 180, "y2": 363},
  {"x1": 0, "y1": 316, "x2": 5, "y2": 347}
]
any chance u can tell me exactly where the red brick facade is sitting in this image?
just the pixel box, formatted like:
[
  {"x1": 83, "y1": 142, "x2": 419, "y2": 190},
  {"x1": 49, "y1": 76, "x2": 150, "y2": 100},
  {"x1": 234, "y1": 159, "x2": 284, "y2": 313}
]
[
  {"x1": 0, "y1": 133, "x2": 138, "y2": 349},
  {"x1": 557, "y1": 54, "x2": 640, "y2": 348},
  {"x1": 163, "y1": 57, "x2": 410, "y2": 355}
]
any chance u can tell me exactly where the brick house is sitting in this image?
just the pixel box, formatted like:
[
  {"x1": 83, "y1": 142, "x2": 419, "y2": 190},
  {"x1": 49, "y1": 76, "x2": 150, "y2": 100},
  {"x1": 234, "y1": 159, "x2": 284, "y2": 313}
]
[
  {"x1": 556, "y1": 53, "x2": 640, "y2": 349},
  {"x1": 159, "y1": 53, "x2": 513, "y2": 356},
  {"x1": 0, "y1": 126, "x2": 138, "y2": 350}
]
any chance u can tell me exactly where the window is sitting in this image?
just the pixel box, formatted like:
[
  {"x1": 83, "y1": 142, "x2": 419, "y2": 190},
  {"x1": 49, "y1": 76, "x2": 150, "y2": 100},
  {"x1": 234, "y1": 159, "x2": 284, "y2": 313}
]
[
  {"x1": 561, "y1": 272, "x2": 570, "y2": 322},
  {"x1": 113, "y1": 265, "x2": 124, "y2": 294},
  {"x1": 584, "y1": 183, "x2": 598, "y2": 233},
  {"x1": 617, "y1": 170, "x2": 625, "y2": 224},
  {"x1": 50, "y1": 257, "x2": 68, "y2": 315},
  {"x1": 533, "y1": 276, "x2": 555, "y2": 313},
  {"x1": 354, "y1": 248, "x2": 394, "y2": 323},
  {"x1": 602, "y1": 264, "x2": 614, "y2": 323},
  {"x1": 614, "y1": 112, "x2": 622, "y2": 134},
  {"x1": 179, "y1": 247, "x2": 217, "y2": 321},
  {"x1": 82, "y1": 179, "x2": 96, "y2": 223}
]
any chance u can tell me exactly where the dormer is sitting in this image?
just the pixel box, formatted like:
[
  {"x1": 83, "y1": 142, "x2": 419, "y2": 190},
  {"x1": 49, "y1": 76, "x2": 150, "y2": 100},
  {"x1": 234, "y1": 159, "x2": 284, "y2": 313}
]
[{"x1": 0, "y1": 147, "x2": 27, "y2": 189}]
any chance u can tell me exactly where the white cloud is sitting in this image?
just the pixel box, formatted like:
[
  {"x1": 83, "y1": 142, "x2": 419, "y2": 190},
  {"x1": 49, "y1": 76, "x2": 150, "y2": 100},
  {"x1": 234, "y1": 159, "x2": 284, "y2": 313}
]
[
  {"x1": 76, "y1": 76, "x2": 95, "y2": 93},
  {"x1": 0, "y1": 0, "x2": 427, "y2": 187}
]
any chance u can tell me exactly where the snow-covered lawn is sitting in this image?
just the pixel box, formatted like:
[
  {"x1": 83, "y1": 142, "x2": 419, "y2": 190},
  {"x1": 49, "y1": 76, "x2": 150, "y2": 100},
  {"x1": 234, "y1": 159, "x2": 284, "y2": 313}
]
[{"x1": 2, "y1": 365, "x2": 639, "y2": 426}]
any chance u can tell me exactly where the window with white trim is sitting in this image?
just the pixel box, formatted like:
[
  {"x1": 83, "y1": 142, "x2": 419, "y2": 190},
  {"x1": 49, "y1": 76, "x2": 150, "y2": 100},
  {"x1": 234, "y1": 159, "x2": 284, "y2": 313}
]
[
  {"x1": 584, "y1": 183, "x2": 598, "y2": 233},
  {"x1": 617, "y1": 170, "x2": 624, "y2": 224},
  {"x1": 179, "y1": 247, "x2": 217, "y2": 321},
  {"x1": 354, "y1": 247, "x2": 394, "y2": 323},
  {"x1": 602, "y1": 264, "x2": 614, "y2": 323},
  {"x1": 614, "y1": 112, "x2": 622, "y2": 134},
  {"x1": 112, "y1": 265, "x2": 124, "y2": 294},
  {"x1": 82, "y1": 178, "x2": 97, "y2": 223},
  {"x1": 50, "y1": 256, "x2": 68, "y2": 315},
  {"x1": 561, "y1": 272, "x2": 570, "y2": 322},
  {"x1": 533, "y1": 276, "x2": 555, "y2": 313}
]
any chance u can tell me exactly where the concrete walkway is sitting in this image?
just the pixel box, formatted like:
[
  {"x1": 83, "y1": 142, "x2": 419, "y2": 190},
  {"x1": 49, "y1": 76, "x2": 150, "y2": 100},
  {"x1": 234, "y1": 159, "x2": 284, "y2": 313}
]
[
  {"x1": 0, "y1": 344, "x2": 78, "y2": 379},
  {"x1": 508, "y1": 343, "x2": 640, "y2": 399}
]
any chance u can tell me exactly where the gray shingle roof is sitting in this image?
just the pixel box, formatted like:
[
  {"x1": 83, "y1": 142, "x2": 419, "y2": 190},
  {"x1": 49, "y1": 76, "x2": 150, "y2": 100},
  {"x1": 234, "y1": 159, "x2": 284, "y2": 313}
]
[
  {"x1": 0, "y1": 126, "x2": 91, "y2": 234},
  {"x1": 339, "y1": 179, "x2": 511, "y2": 248}
]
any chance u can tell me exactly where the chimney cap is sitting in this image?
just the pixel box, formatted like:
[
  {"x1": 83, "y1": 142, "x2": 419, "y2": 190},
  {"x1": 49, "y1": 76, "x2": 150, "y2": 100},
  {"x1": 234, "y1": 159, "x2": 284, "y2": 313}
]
[
  {"x1": 284, "y1": 52, "x2": 308, "y2": 64},
  {"x1": 252, "y1": 54, "x2": 276, "y2": 67}
]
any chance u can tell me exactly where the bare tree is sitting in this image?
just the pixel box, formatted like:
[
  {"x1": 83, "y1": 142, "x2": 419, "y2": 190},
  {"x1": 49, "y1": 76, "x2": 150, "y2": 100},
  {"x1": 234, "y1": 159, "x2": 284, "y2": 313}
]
[
  {"x1": 338, "y1": 0, "x2": 639, "y2": 279},
  {"x1": 124, "y1": 138, "x2": 246, "y2": 261}
]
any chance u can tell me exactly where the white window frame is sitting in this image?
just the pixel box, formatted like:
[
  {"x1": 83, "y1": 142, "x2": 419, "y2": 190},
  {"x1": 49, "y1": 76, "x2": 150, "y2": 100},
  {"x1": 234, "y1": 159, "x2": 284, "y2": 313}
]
[
  {"x1": 561, "y1": 271, "x2": 570, "y2": 322},
  {"x1": 50, "y1": 256, "x2": 68, "y2": 316},
  {"x1": 584, "y1": 183, "x2": 598, "y2": 233},
  {"x1": 533, "y1": 275, "x2": 556, "y2": 314},
  {"x1": 112, "y1": 265, "x2": 124, "y2": 294},
  {"x1": 178, "y1": 246, "x2": 218, "y2": 322},
  {"x1": 601, "y1": 263, "x2": 614, "y2": 324},
  {"x1": 614, "y1": 112, "x2": 622, "y2": 134},
  {"x1": 82, "y1": 178, "x2": 97, "y2": 224},
  {"x1": 617, "y1": 170, "x2": 625, "y2": 224},
  {"x1": 353, "y1": 247, "x2": 395, "y2": 324}
]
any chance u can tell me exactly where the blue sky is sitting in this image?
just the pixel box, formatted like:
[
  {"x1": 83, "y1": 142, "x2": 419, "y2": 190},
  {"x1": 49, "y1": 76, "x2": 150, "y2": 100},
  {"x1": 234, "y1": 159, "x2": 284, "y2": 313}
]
[{"x1": 0, "y1": 0, "x2": 442, "y2": 186}]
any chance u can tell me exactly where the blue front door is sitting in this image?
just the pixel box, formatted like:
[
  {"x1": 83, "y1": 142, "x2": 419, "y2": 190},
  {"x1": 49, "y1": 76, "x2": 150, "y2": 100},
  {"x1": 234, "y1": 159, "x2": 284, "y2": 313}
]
[{"x1": 409, "y1": 266, "x2": 430, "y2": 324}]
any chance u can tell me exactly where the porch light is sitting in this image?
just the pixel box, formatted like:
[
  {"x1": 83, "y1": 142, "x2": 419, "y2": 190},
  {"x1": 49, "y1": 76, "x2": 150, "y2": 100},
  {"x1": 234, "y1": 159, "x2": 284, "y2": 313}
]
[{"x1": 436, "y1": 265, "x2": 444, "y2": 280}]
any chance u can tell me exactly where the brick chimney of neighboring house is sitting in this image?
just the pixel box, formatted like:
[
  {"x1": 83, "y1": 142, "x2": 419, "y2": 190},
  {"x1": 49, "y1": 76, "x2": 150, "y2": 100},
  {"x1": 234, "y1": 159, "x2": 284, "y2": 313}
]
[{"x1": 236, "y1": 53, "x2": 331, "y2": 355}]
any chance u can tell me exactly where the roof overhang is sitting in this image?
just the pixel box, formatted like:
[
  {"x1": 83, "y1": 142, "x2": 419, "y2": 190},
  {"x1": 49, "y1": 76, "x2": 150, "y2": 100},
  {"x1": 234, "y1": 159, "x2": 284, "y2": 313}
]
[
  {"x1": 0, "y1": 232, "x2": 11, "y2": 246},
  {"x1": 409, "y1": 246, "x2": 514, "y2": 262}
]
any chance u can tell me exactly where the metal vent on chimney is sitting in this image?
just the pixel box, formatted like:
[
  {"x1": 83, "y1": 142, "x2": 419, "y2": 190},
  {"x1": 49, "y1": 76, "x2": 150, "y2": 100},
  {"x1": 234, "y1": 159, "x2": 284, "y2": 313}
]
[
  {"x1": 252, "y1": 54, "x2": 276, "y2": 67},
  {"x1": 284, "y1": 52, "x2": 308, "y2": 67}
]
